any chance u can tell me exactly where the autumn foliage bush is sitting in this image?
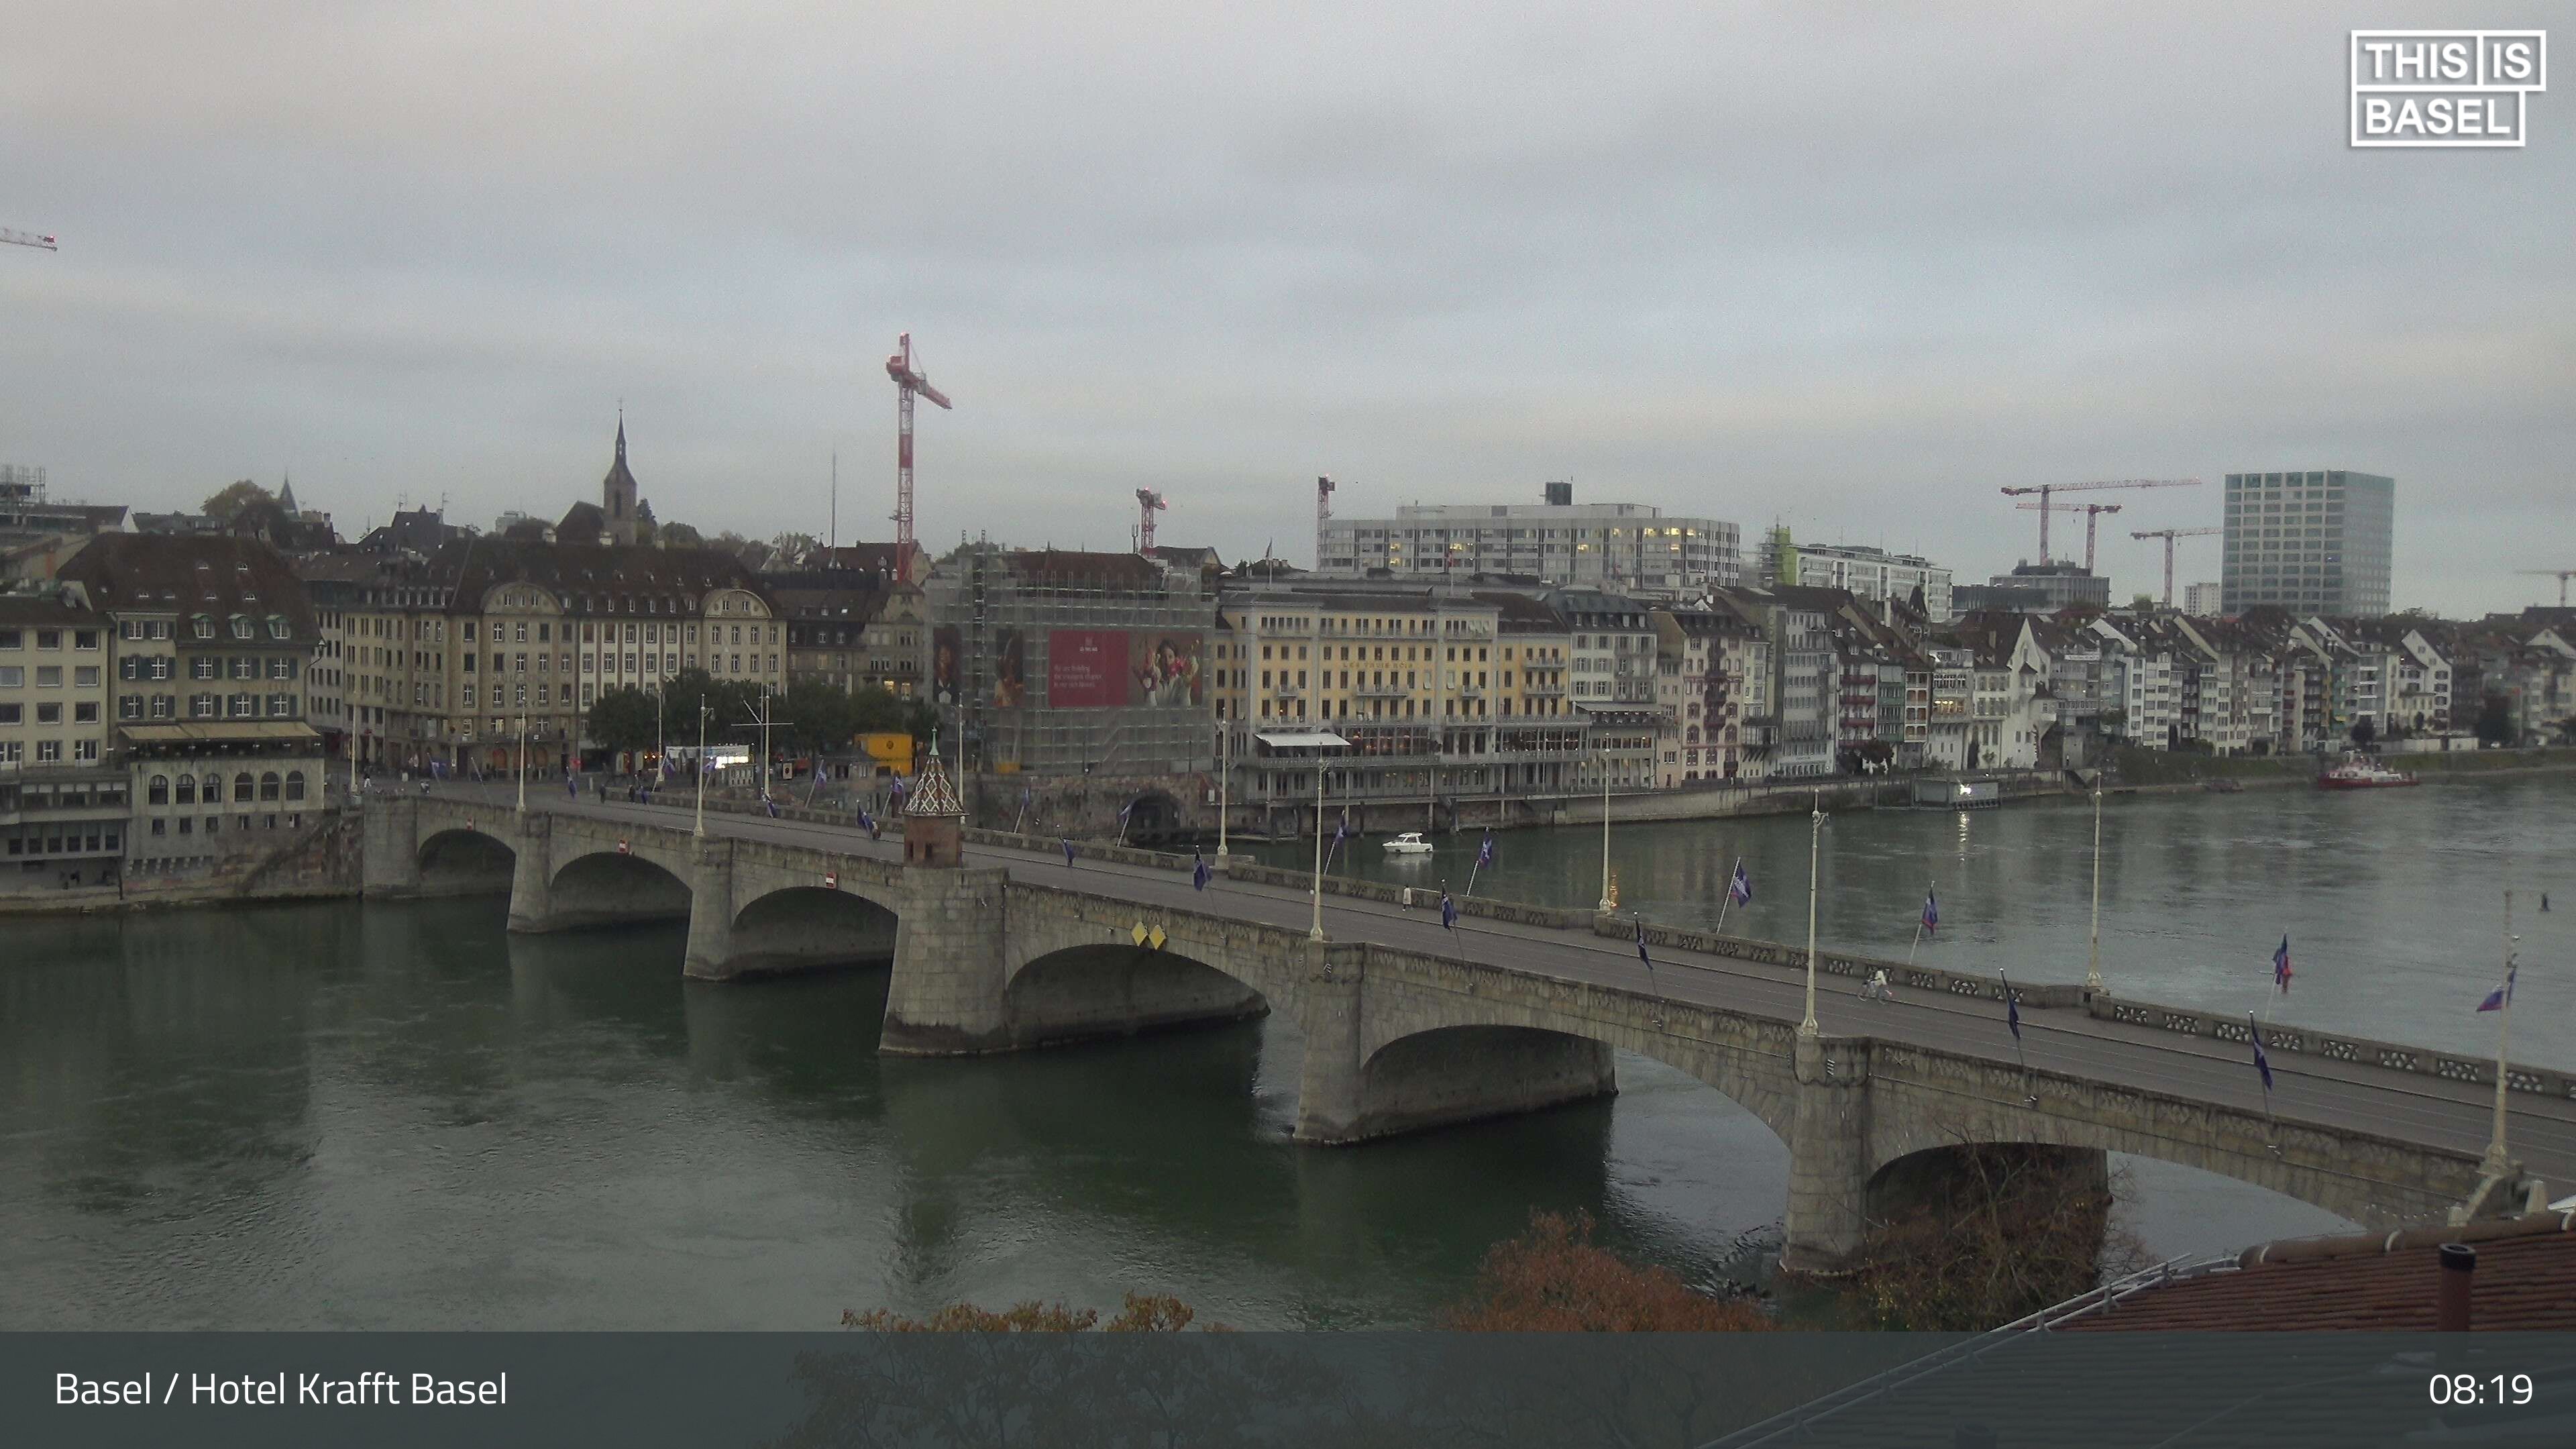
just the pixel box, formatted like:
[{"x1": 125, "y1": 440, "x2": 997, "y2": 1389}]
[{"x1": 1437, "y1": 1210, "x2": 1774, "y2": 1332}]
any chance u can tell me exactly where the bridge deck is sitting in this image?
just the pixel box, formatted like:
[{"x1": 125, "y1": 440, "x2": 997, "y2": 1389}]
[{"x1": 414, "y1": 785, "x2": 2576, "y2": 1199}]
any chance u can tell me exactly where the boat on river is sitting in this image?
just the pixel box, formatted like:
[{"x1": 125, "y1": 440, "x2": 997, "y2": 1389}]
[
  {"x1": 1381, "y1": 832, "x2": 1435, "y2": 855},
  {"x1": 2316, "y1": 753, "x2": 2418, "y2": 790}
]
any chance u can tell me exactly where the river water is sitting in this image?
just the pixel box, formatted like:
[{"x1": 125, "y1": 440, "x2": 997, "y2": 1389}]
[{"x1": 3, "y1": 777, "x2": 2569, "y2": 1330}]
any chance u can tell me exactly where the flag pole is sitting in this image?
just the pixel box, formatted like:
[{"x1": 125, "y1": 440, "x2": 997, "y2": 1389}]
[
  {"x1": 1907, "y1": 877, "x2": 1929, "y2": 967},
  {"x1": 1715, "y1": 853, "x2": 1739, "y2": 936},
  {"x1": 2249, "y1": 1011, "x2": 2279, "y2": 1152},
  {"x1": 2001, "y1": 969, "x2": 2035, "y2": 1102},
  {"x1": 2481, "y1": 890, "x2": 2519, "y2": 1179}
]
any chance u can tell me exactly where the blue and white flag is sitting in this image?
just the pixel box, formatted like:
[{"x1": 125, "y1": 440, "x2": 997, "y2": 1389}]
[
  {"x1": 1727, "y1": 861, "x2": 1753, "y2": 906},
  {"x1": 765, "y1": 796, "x2": 781, "y2": 818},
  {"x1": 891, "y1": 775, "x2": 908, "y2": 799},
  {"x1": 1440, "y1": 891, "x2": 1457, "y2": 931},
  {"x1": 1022, "y1": 785, "x2": 1033, "y2": 806},
  {"x1": 2251, "y1": 1022, "x2": 2274, "y2": 1091},
  {"x1": 1477, "y1": 831, "x2": 1495, "y2": 868},
  {"x1": 2479, "y1": 963, "x2": 2517, "y2": 1013},
  {"x1": 1635, "y1": 917, "x2": 1650, "y2": 968},
  {"x1": 2006, "y1": 989, "x2": 2022, "y2": 1041},
  {"x1": 1119, "y1": 800, "x2": 1135, "y2": 822},
  {"x1": 1192, "y1": 851, "x2": 1212, "y2": 892},
  {"x1": 857, "y1": 807, "x2": 877, "y2": 834},
  {"x1": 1061, "y1": 837, "x2": 1076, "y2": 867},
  {"x1": 1921, "y1": 885, "x2": 1939, "y2": 935},
  {"x1": 2271, "y1": 934, "x2": 2293, "y2": 995}
]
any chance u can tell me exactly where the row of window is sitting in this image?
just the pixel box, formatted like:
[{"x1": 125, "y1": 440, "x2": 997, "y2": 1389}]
[
  {"x1": 146, "y1": 771, "x2": 311, "y2": 804},
  {"x1": 0, "y1": 739, "x2": 101, "y2": 763},
  {"x1": 0, "y1": 664, "x2": 103, "y2": 688},
  {"x1": 0, "y1": 628, "x2": 103, "y2": 651},
  {"x1": 0, "y1": 702, "x2": 101, "y2": 724}
]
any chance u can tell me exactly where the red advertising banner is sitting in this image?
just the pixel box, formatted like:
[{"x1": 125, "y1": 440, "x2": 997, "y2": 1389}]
[{"x1": 1047, "y1": 630, "x2": 1130, "y2": 708}]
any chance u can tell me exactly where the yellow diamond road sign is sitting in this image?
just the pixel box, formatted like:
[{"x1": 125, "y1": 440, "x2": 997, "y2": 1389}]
[{"x1": 1131, "y1": 921, "x2": 1148, "y2": 947}]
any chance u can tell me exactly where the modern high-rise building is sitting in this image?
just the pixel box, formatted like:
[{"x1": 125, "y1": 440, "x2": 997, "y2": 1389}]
[
  {"x1": 2220, "y1": 470, "x2": 2393, "y2": 617},
  {"x1": 2182, "y1": 582, "x2": 2224, "y2": 616},
  {"x1": 1316, "y1": 483, "x2": 1739, "y2": 599}
]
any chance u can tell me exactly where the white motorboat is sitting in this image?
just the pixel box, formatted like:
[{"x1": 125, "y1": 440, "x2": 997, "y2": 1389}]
[{"x1": 1381, "y1": 832, "x2": 1435, "y2": 855}]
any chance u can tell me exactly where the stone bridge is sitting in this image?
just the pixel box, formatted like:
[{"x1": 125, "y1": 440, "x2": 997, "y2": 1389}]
[{"x1": 365, "y1": 794, "x2": 2555, "y2": 1272}]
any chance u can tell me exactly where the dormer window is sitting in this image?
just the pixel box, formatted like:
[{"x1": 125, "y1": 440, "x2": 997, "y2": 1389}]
[
  {"x1": 267, "y1": 615, "x2": 290, "y2": 640},
  {"x1": 230, "y1": 615, "x2": 254, "y2": 639},
  {"x1": 191, "y1": 615, "x2": 215, "y2": 640}
]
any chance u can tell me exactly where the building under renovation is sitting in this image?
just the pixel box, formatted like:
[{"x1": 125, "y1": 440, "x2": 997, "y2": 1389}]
[{"x1": 925, "y1": 545, "x2": 1218, "y2": 780}]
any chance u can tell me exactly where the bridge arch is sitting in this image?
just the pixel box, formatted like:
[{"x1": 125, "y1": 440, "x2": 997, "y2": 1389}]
[
  {"x1": 545, "y1": 849, "x2": 693, "y2": 931},
  {"x1": 1863, "y1": 1089, "x2": 2455, "y2": 1232},
  {"x1": 725, "y1": 885, "x2": 901, "y2": 977},
  {"x1": 1002, "y1": 943, "x2": 1270, "y2": 1046},
  {"x1": 417, "y1": 826, "x2": 518, "y2": 895}
]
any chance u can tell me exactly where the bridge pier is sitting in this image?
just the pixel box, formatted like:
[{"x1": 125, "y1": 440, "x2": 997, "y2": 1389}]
[
  {"x1": 1782, "y1": 1032, "x2": 1873, "y2": 1275},
  {"x1": 682, "y1": 837, "x2": 737, "y2": 980},
  {"x1": 879, "y1": 865, "x2": 1015, "y2": 1054},
  {"x1": 504, "y1": 811, "x2": 555, "y2": 933},
  {"x1": 361, "y1": 795, "x2": 422, "y2": 897},
  {"x1": 1292, "y1": 941, "x2": 1368, "y2": 1142}
]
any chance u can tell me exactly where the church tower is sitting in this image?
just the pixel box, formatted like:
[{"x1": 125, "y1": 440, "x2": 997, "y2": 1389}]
[{"x1": 602, "y1": 415, "x2": 640, "y2": 545}]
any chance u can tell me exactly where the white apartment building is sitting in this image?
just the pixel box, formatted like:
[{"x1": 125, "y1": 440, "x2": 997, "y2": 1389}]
[
  {"x1": 1318, "y1": 484, "x2": 1739, "y2": 600},
  {"x1": 1762, "y1": 536, "x2": 1954, "y2": 621}
]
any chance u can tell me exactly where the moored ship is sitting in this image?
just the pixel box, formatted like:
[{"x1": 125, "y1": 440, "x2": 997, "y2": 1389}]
[{"x1": 2316, "y1": 753, "x2": 2418, "y2": 790}]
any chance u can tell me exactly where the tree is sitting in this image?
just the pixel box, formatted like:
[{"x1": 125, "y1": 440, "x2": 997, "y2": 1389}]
[
  {"x1": 633, "y1": 498, "x2": 658, "y2": 546},
  {"x1": 769, "y1": 531, "x2": 821, "y2": 567},
  {"x1": 1436, "y1": 1210, "x2": 1772, "y2": 1332},
  {"x1": 657, "y1": 521, "x2": 704, "y2": 550},
  {"x1": 2475, "y1": 693, "x2": 2515, "y2": 747},
  {"x1": 1845, "y1": 1141, "x2": 2147, "y2": 1331},
  {"x1": 782, "y1": 678, "x2": 860, "y2": 755},
  {"x1": 657, "y1": 669, "x2": 766, "y2": 753},
  {"x1": 201, "y1": 479, "x2": 274, "y2": 521},
  {"x1": 2351, "y1": 714, "x2": 2377, "y2": 747},
  {"x1": 586, "y1": 686, "x2": 661, "y2": 759}
]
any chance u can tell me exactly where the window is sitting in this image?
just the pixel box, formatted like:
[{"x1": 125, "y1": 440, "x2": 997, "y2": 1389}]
[
  {"x1": 0, "y1": 704, "x2": 15, "y2": 724},
  {"x1": 36, "y1": 740, "x2": 60, "y2": 762},
  {"x1": 285, "y1": 771, "x2": 307, "y2": 802},
  {"x1": 230, "y1": 616, "x2": 254, "y2": 640},
  {"x1": 260, "y1": 771, "x2": 281, "y2": 802},
  {"x1": 77, "y1": 701, "x2": 101, "y2": 722},
  {"x1": 74, "y1": 739, "x2": 97, "y2": 762},
  {"x1": 74, "y1": 665, "x2": 100, "y2": 688},
  {"x1": 176, "y1": 775, "x2": 197, "y2": 804},
  {"x1": 191, "y1": 616, "x2": 214, "y2": 640},
  {"x1": 36, "y1": 665, "x2": 60, "y2": 687},
  {"x1": 233, "y1": 773, "x2": 255, "y2": 803},
  {"x1": 150, "y1": 775, "x2": 170, "y2": 804},
  {"x1": 36, "y1": 703, "x2": 60, "y2": 724},
  {"x1": 151, "y1": 657, "x2": 170, "y2": 681}
]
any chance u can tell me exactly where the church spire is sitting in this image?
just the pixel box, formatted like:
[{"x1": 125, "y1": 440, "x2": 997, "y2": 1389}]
[{"x1": 615, "y1": 409, "x2": 626, "y2": 461}]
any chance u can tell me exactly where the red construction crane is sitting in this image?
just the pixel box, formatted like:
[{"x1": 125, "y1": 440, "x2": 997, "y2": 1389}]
[
  {"x1": 2131, "y1": 527, "x2": 2222, "y2": 607},
  {"x1": 2000, "y1": 478, "x2": 2202, "y2": 561},
  {"x1": 2015, "y1": 500, "x2": 2124, "y2": 571},
  {"x1": 1134, "y1": 489, "x2": 1167, "y2": 554},
  {"x1": 1, "y1": 227, "x2": 57, "y2": 252},
  {"x1": 884, "y1": 332, "x2": 951, "y2": 582},
  {"x1": 2517, "y1": 569, "x2": 2576, "y2": 607}
]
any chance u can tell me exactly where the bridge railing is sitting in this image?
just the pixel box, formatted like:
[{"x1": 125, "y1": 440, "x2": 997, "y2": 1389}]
[{"x1": 2091, "y1": 994, "x2": 2576, "y2": 1101}]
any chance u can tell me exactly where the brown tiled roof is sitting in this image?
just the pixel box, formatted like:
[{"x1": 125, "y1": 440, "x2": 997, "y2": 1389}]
[
  {"x1": 54, "y1": 534, "x2": 318, "y2": 641},
  {"x1": 2067, "y1": 1212, "x2": 2576, "y2": 1332},
  {"x1": 1002, "y1": 548, "x2": 1167, "y2": 590},
  {"x1": 423, "y1": 539, "x2": 774, "y2": 617},
  {"x1": 0, "y1": 590, "x2": 106, "y2": 627}
]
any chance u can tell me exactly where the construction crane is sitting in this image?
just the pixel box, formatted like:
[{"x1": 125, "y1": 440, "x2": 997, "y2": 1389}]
[
  {"x1": 2517, "y1": 569, "x2": 2576, "y2": 606},
  {"x1": 2000, "y1": 479, "x2": 2202, "y2": 561},
  {"x1": 2015, "y1": 500, "x2": 2124, "y2": 571},
  {"x1": 2, "y1": 227, "x2": 57, "y2": 252},
  {"x1": 1134, "y1": 489, "x2": 1167, "y2": 554},
  {"x1": 2132, "y1": 527, "x2": 2222, "y2": 607},
  {"x1": 883, "y1": 333, "x2": 951, "y2": 582}
]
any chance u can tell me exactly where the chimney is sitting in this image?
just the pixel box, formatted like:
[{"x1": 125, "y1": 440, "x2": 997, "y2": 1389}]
[{"x1": 2436, "y1": 1242, "x2": 2475, "y2": 1331}]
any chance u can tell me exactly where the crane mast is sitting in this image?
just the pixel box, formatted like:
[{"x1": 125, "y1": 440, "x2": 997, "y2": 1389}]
[
  {"x1": 2, "y1": 227, "x2": 58, "y2": 252},
  {"x1": 1135, "y1": 489, "x2": 1167, "y2": 554},
  {"x1": 884, "y1": 333, "x2": 952, "y2": 583},
  {"x1": 2131, "y1": 527, "x2": 2222, "y2": 606}
]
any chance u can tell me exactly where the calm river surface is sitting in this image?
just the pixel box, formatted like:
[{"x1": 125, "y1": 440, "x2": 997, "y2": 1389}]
[{"x1": 4, "y1": 777, "x2": 2569, "y2": 1329}]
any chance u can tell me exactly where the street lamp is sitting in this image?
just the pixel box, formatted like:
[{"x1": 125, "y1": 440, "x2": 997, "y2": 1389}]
[
  {"x1": 514, "y1": 714, "x2": 529, "y2": 814},
  {"x1": 692, "y1": 700, "x2": 710, "y2": 838},
  {"x1": 1304, "y1": 731, "x2": 1351, "y2": 942},
  {"x1": 1800, "y1": 791, "x2": 1824, "y2": 1038},
  {"x1": 1596, "y1": 740, "x2": 1614, "y2": 914},
  {"x1": 2084, "y1": 777, "x2": 2105, "y2": 997},
  {"x1": 1216, "y1": 714, "x2": 1230, "y2": 865}
]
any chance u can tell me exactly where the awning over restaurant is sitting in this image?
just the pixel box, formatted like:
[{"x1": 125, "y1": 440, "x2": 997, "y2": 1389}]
[
  {"x1": 117, "y1": 722, "x2": 324, "y2": 745},
  {"x1": 1253, "y1": 730, "x2": 1352, "y2": 751}
]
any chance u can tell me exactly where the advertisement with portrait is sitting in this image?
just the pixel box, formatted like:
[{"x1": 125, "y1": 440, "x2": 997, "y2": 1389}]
[
  {"x1": 1131, "y1": 632, "x2": 1203, "y2": 708},
  {"x1": 992, "y1": 628, "x2": 1026, "y2": 708},
  {"x1": 932, "y1": 626, "x2": 961, "y2": 706}
]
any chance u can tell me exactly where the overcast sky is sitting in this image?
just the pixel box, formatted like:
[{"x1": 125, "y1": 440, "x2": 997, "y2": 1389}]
[{"x1": 3, "y1": 3, "x2": 2569, "y2": 614}]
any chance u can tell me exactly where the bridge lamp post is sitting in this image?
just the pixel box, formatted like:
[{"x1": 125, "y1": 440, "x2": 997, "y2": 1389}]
[
  {"x1": 1800, "y1": 791, "x2": 1823, "y2": 1038},
  {"x1": 692, "y1": 701, "x2": 710, "y2": 839},
  {"x1": 515, "y1": 715, "x2": 530, "y2": 815},
  {"x1": 2084, "y1": 778, "x2": 2104, "y2": 997},
  {"x1": 1596, "y1": 743, "x2": 1614, "y2": 915},
  {"x1": 1306, "y1": 733, "x2": 1350, "y2": 942},
  {"x1": 1216, "y1": 715, "x2": 1229, "y2": 865}
]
